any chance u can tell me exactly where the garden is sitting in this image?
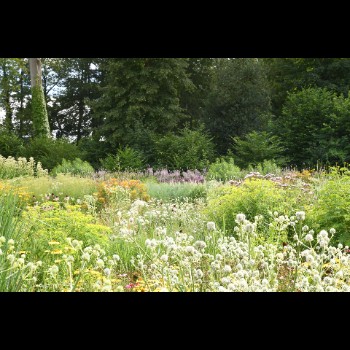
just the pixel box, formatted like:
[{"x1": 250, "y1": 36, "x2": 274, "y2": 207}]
[{"x1": 1, "y1": 155, "x2": 350, "y2": 292}]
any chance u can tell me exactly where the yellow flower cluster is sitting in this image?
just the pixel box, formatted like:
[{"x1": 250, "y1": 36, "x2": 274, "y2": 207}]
[{"x1": 96, "y1": 178, "x2": 150, "y2": 207}]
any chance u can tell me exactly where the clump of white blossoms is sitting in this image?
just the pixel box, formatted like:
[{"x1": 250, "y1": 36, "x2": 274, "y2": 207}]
[
  {"x1": 296, "y1": 211, "x2": 306, "y2": 221},
  {"x1": 207, "y1": 222, "x2": 216, "y2": 231},
  {"x1": 235, "y1": 214, "x2": 246, "y2": 224}
]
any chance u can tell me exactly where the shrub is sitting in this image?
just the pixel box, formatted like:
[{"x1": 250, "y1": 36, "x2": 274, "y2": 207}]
[
  {"x1": 22, "y1": 137, "x2": 83, "y2": 171},
  {"x1": 307, "y1": 166, "x2": 350, "y2": 245},
  {"x1": 51, "y1": 158, "x2": 94, "y2": 177},
  {"x1": 0, "y1": 131, "x2": 25, "y2": 158},
  {"x1": 205, "y1": 178, "x2": 301, "y2": 236},
  {"x1": 206, "y1": 157, "x2": 243, "y2": 182},
  {"x1": 232, "y1": 131, "x2": 285, "y2": 168},
  {"x1": 154, "y1": 126, "x2": 215, "y2": 170},
  {"x1": 100, "y1": 146, "x2": 145, "y2": 171}
]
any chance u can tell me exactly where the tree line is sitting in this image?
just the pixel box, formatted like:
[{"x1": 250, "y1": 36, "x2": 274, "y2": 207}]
[{"x1": 1, "y1": 57, "x2": 350, "y2": 170}]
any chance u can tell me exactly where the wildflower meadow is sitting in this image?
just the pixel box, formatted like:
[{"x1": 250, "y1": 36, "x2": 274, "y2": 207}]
[{"x1": 1, "y1": 155, "x2": 350, "y2": 292}]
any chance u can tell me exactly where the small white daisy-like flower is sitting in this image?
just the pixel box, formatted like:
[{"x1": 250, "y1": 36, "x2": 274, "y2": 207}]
[
  {"x1": 160, "y1": 254, "x2": 168, "y2": 262},
  {"x1": 245, "y1": 223, "x2": 255, "y2": 233},
  {"x1": 7, "y1": 254, "x2": 15, "y2": 263},
  {"x1": 276, "y1": 253, "x2": 284, "y2": 260},
  {"x1": 323, "y1": 276, "x2": 333, "y2": 285},
  {"x1": 296, "y1": 211, "x2": 306, "y2": 221},
  {"x1": 7, "y1": 239, "x2": 15, "y2": 245},
  {"x1": 82, "y1": 252, "x2": 90, "y2": 261},
  {"x1": 223, "y1": 265, "x2": 232, "y2": 273},
  {"x1": 185, "y1": 246, "x2": 195, "y2": 254},
  {"x1": 104, "y1": 268, "x2": 111, "y2": 276},
  {"x1": 207, "y1": 222, "x2": 216, "y2": 231},
  {"x1": 302, "y1": 225, "x2": 309, "y2": 232},
  {"x1": 216, "y1": 254, "x2": 223, "y2": 261},
  {"x1": 96, "y1": 259, "x2": 105, "y2": 268},
  {"x1": 318, "y1": 230, "x2": 328, "y2": 239},
  {"x1": 49, "y1": 265, "x2": 59, "y2": 274},
  {"x1": 221, "y1": 277, "x2": 231, "y2": 285},
  {"x1": 218, "y1": 286, "x2": 227, "y2": 292},
  {"x1": 236, "y1": 214, "x2": 246, "y2": 224},
  {"x1": 335, "y1": 270, "x2": 344, "y2": 279},
  {"x1": 304, "y1": 234, "x2": 313, "y2": 242},
  {"x1": 0, "y1": 236, "x2": 6, "y2": 243},
  {"x1": 330, "y1": 228, "x2": 336, "y2": 235},
  {"x1": 227, "y1": 283, "x2": 236, "y2": 291}
]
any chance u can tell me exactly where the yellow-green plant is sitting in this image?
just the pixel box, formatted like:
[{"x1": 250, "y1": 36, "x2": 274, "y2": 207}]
[
  {"x1": 21, "y1": 202, "x2": 112, "y2": 261},
  {"x1": 205, "y1": 178, "x2": 302, "y2": 237}
]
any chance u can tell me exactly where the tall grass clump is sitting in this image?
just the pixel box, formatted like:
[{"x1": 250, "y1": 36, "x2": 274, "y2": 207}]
[{"x1": 0, "y1": 189, "x2": 27, "y2": 291}]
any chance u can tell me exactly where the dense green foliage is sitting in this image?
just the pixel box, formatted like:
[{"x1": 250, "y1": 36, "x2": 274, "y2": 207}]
[
  {"x1": 153, "y1": 127, "x2": 215, "y2": 170},
  {"x1": 205, "y1": 157, "x2": 243, "y2": 181},
  {"x1": 100, "y1": 146, "x2": 145, "y2": 171},
  {"x1": 307, "y1": 167, "x2": 350, "y2": 246},
  {"x1": 206, "y1": 178, "x2": 302, "y2": 235},
  {"x1": 2, "y1": 57, "x2": 350, "y2": 170},
  {"x1": 232, "y1": 131, "x2": 284, "y2": 168},
  {"x1": 52, "y1": 158, "x2": 94, "y2": 177},
  {"x1": 31, "y1": 85, "x2": 50, "y2": 138},
  {"x1": 22, "y1": 137, "x2": 83, "y2": 171}
]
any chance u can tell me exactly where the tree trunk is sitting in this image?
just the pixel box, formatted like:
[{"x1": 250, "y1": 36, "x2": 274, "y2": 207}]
[
  {"x1": 1, "y1": 62, "x2": 13, "y2": 131},
  {"x1": 18, "y1": 69, "x2": 24, "y2": 137},
  {"x1": 29, "y1": 58, "x2": 50, "y2": 138}
]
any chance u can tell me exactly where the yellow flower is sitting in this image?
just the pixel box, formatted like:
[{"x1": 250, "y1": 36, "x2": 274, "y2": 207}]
[
  {"x1": 51, "y1": 249, "x2": 63, "y2": 255},
  {"x1": 48, "y1": 241, "x2": 60, "y2": 245}
]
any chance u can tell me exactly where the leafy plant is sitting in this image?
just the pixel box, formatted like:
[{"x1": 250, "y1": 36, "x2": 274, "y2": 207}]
[
  {"x1": 206, "y1": 178, "x2": 302, "y2": 236},
  {"x1": 21, "y1": 201, "x2": 111, "y2": 260},
  {"x1": 307, "y1": 166, "x2": 350, "y2": 245},
  {"x1": 154, "y1": 126, "x2": 215, "y2": 170},
  {"x1": 51, "y1": 158, "x2": 94, "y2": 177},
  {"x1": 232, "y1": 131, "x2": 285, "y2": 168},
  {"x1": 206, "y1": 157, "x2": 244, "y2": 182},
  {"x1": 0, "y1": 131, "x2": 25, "y2": 158},
  {"x1": 22, "y1": 137, "x2": 83, "y2": 171},
  {"x1": 100, "y1": 146, "x2": 145, "y2": 171}
]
